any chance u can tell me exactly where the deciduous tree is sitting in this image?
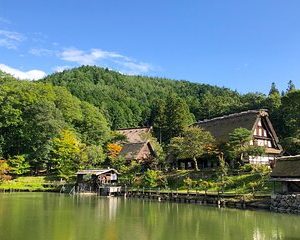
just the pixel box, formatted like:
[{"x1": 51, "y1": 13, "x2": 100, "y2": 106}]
[{"x1": 168, "y1": 127, "x2": 215, "y2": 170}]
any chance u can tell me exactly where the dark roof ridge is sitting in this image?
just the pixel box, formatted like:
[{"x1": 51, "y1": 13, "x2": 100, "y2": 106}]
[
  {"x1": 117, "y1": 126, "x2": 152, "y2": 131},
  {"x1": 276, "y1": 155, "x2": 300, "y2": 161},
  {"x1": 197, "y1": 109, "x2": 269, "y2": 124},
  {"x1": 123, "y1": 141, "x2": 148, "y2": 145}
]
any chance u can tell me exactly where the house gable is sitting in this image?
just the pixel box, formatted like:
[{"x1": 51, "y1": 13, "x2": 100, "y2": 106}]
[
  {"x1": 116, "y1": 127, "x2": 156, "y2": 161},
  {"x1": 195, "y1": 109, "x2": 282, "y2": 155}
]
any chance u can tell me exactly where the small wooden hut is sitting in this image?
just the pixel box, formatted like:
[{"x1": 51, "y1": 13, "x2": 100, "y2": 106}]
[
  {"x1": 75, "y1": 169, "x2": 120, "y2": 195},
  {"x1": 270, "y1": 155, "x2": 300, "y2": 193},
  {"x1": 270, "y1": 155, "x2": 300, "y2": 213}
]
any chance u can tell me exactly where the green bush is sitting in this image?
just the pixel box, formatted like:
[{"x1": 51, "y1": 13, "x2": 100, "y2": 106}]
[
  {"x1": 240, "y1": 164, "x2": 253, "y2": 172},
  {"x1": 8, "y1": 155, "x2": 30, "y2": 175},
  {"x1": 142, "y1": 170, "x2": 167, "y2": 188},
  {"x1": 251, "y1": 164, "x2": 271, "y2": 175}
]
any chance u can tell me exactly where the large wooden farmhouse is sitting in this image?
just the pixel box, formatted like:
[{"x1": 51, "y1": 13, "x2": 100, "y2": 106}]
[
  {"x1": 117, "y1": 127, "x2": 156, "y2": 162},
  {"x1": 194, "y1": 109, "x2": 282, "y2": 166}
]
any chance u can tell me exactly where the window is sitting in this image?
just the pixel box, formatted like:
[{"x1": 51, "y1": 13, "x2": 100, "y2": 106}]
[
  {"x1": 254, "y1": 128, "x2": 258, "y2": 135},
  {"x1": 263, "y1": 129, "x2": 267, "y2": 137},
  {"x1": 258, "y1": 128, "x2": 262, "y2": 136}
]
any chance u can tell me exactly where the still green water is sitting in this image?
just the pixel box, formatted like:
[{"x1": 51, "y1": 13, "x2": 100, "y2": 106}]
[{"x1": 0, "y1": 193, "x2": 299, "y2": 240}]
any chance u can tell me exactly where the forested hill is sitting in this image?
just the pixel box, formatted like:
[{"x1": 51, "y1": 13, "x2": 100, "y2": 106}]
[
  {"x1": 42, "y1": 66, "x2": 266, "y2": 130},
  {"x1": 0, "y1": 66, "x2": 298, "y2": 178}
]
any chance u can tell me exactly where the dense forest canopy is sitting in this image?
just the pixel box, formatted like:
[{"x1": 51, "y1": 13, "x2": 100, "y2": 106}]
[
  {"x1": 0, "y1": 66, "x2": 299, "y2": 178},
  {"x1": 42, "y1": 66, "x2": 297, "y2": 140},
  {"x1": 0, "y1": 73, "x2": 110, "y2": 177},
  {"x1": 42, "y1": 66, "x2": 262, "y2": 129}
]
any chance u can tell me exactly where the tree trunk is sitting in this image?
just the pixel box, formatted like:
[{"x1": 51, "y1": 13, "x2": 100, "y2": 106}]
[{"x1": 193, "y1": 157, "x2": 199, "y2": 171}]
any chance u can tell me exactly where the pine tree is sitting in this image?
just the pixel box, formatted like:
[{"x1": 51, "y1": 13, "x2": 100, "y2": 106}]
[
  {"x1": 164, "y1": 94, "x2": 195, "y2": 143},
  {"x1": 269, "y1": 82, "x2": 280, "y2": 96},
  {"x1": 286, "y1": 80, "x2": 296, "y2": 93}
]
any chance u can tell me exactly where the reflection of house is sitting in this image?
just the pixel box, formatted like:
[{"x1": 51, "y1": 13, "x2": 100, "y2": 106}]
[
  {"x1": 195, "y1": 109, "x2": 282, "y2": 165},
  {"x1": 117, "y1": 127, "x2": 156, "y2": 162},
  {"x1": 76, "y1": 169, "x2": 120, "y2": 195},
  {"x1": 270, "y1": 155, "x2": 300, "y2": 193}
]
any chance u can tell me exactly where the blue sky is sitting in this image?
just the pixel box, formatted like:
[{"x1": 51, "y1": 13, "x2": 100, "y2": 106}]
[{"x1": 0, "y1": 0, "x2": 299, "y2": 93}]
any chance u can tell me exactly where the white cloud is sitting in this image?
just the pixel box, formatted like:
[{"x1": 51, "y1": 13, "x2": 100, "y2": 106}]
[
  {"x1": 29, "y1": 48, "x2": 55, "y2": 56},
  {"x1": 52, "y1": 65, "x2": 72, "y2": 72},
  {"x1": 116, "y1": 61, "x2": 152, "y2": 75},
  {"x1": 0, "y1": 63, "x2": 46, "y2": 80},
  {"x1": 59, "y1": 48, "x2": 153, "y2": 75},
  {"x1": 0, "y1": 30, "x2": 25, "y2": 49},
  {"x1": 59, "y1": 48, "x2": 126, "y2": 65}
]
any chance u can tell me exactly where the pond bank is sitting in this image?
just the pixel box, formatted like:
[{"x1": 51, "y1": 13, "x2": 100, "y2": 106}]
[{"x1": 125, "y1": 189, "x2": 270, "y2": 211}]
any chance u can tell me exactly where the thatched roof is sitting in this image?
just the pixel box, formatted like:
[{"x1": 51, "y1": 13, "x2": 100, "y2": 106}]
[
  {"x1": 118, "y1": 142, "x2": 155, "y2": 161},
  {"x1": 119, "y1": 142, "x2": 146, "y2": 160},
  {"x1": 194, "y1": 109, "x2": 280, "y2": 143},
  {"x1": 76, "y1": 169, "x2": 119, "y2": 175},
  {"x1": 117, "y1": 127, "x2": 152, "y2": 143},
  {"x1": 116, "y1": 127, "x2": 155, "y2": 161},
  {"x1": 271, "y1": 155, "x2": 300, "y2": 179}
]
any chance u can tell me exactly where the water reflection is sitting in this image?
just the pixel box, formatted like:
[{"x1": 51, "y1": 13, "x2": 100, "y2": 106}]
[{"x1": 0, "y1": 193, "x2": 299, "y2": 240}]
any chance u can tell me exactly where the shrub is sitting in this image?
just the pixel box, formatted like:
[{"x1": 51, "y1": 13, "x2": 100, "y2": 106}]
[
  {"x1": 183, "y1": 177, "x2": 196, "y2": 189},
  {"x1": 240, "y1": 164, "x2": 253, "y2": 172},
  {"x1": 142, "y1": 169, "x2": 167, "y2": 188},
  {"x1": 0, "y1": 160, "x2": 12, "y2": 182},
  {"x1": 8, "y1": 155, "x2": 30, "y2": 175},
  {"x1": 251, "y1": 164, "x2": 271, "y2": 175}
]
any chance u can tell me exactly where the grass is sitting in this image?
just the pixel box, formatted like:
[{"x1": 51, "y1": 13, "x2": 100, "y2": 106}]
[
  {"x1": 0, "y1": 176, "x2": 64, "y2": 191},
  {"x1": 164, "y1": 170, "x2": 272, "y2": 195}
]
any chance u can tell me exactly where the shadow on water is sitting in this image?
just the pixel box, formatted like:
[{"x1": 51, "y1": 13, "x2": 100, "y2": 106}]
[{"x1": 0, "y1": 193, "x2": 299, "y2": 240}]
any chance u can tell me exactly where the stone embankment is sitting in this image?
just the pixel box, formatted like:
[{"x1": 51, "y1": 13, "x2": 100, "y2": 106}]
[{"x1": 271, "y1": 194, "x2": 300, "y2": 214}]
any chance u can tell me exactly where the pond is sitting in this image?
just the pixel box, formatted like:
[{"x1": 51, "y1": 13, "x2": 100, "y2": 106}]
[{"x1": 0, "y1": 193, "x2": 299, "y2": 240}]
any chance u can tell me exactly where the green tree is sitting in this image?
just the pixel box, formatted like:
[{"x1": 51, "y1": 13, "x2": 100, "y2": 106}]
[
  {"x1": 150, "y1": 99, "x2": 166, "y2": 144},
  {"x1": 142, "y1": 169, "x2": 166, "y2": 188},
  {"x1": 22, "y1": 100, "x2": 66, "y2": 172},
  {"x1": 80, "y1": 145, "x2": 106, "y2": 169},
  {"x1": 77, "y1": 101, "x2": 110, "y2": 145},
  {"x1": 168, "y1": 127, "x2": 215, "y2": 170},
  {"x1": 140, "y1": 131, "x2": 165, "y2": 170},
  {"x1": 286, "y1": 80, "x2": 296, "y2": 93},
  {"x1": 8, "y1": 155, "x2": 30, "y2": 175},
  {"x1": 228, "y1": 128, "x2": 264, "y2": 166},
  {"x1": 281, "y1": 90, "x2": 300, "y2": 134},
  {"x1": 164, "y1": 95, "x2": 195, "y2": 143},
  {"x1": 269, "y1": 82, "x2": 280, "y2": 96},
  {"x1": 0, "y1": 160, "x2": 11, "y2": 182},
  {"x1": 54, "y1": 87, "x2": 83, "y2": 124},
  {"x1": 198, "y1": 91, "x2": 242, "y2": 119},
  {"x1": 281, "y1": 90, "x2": 300, "y2": 154},
  {"x1": 264, "y1": 91, "x2": 282, "y2": 137},
  {"x1": 50, "y1": 129, "x2": 82, "y2": 179}
]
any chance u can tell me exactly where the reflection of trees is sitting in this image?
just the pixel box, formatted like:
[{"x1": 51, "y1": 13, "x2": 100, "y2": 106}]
[{"x1": 0, "y1": 193, "x2": 299, "y2": 240}]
